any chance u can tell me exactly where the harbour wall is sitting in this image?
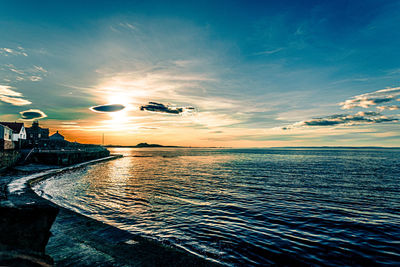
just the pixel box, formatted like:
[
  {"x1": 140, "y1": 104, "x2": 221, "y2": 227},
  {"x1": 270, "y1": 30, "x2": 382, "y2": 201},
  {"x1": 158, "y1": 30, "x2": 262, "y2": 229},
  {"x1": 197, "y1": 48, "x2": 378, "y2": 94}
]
[
  {"x1": 28, "y1": 148, "x2": 110, "y2": 166},
  {"x1": 0, "y1": 151, "x2": 20, "y2": 173},
  {"x1": 0, "y1": 155, "x2": 122, "y2": 266}
]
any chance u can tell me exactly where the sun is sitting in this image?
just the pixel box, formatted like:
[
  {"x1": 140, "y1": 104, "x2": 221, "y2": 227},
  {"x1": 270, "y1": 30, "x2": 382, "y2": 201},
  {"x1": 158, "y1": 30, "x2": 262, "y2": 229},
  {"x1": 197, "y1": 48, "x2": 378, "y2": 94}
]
[
  {"x1": 108, "y1": 92, "x2": 131, "y2": 107},
  {"x1": 105, "y1": 93, "x2": 132, "y2": 129}
]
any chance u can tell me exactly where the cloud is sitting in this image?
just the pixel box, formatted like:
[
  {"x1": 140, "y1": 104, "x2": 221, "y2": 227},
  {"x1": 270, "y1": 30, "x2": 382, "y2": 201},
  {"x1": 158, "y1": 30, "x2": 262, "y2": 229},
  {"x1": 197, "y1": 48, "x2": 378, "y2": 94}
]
[
  {"x1": 9, "y1": 66, "x2": 25, "y2": 75},
  {"x1": 33, "y1": 65, "x2": 47, "y2": 73},
  {"x1": 0, "y1": 96, "x2": 32, "y2": 106},
  {"x1": 0, "y1": 47, "x2": 28, "y2": 57},
  {"x1": 119, "y1": 22, "x2": 136, "y2": 30},
  {"x1": 0, "y1": 85, "x2": 22, "y2": 97},
  {"x1": 1, "y1": 64, "x2": 47, "y2": 83},
  {"x1": 140, "y1": 102, "x2": 194, "y2": 114},
  {"x1": 340, "y1": 86, "x2": 400, "y2": 109},
  {"x1": 377, "y1": 105, "x2": 400, "y2": 111},
  {"x1": 283, "y1": 111, "x2": 398, "y2": 129},
  {"x1": 253, "y1": 48, "x2": 284, "y2": 55},
  {"x1": 29, "y1": 76, "x2": 42, "y2": 81},
  {"x1": 90, "y1": 104, "x2": 126, "y2": 113},
  {"x1": 20, "y1": 109, "x2": 47, "y2": 120},
  {"x1": 0, "y1": 85, "x2": 32, "y2": 106}
]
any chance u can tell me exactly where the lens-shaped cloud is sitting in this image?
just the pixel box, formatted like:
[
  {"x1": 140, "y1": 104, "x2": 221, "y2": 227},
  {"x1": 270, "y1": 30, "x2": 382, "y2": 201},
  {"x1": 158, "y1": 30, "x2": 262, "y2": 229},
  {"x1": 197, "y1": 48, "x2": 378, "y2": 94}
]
[
  {"x1": 140, "y1": 102, "x2": 194, "y2": 114},
  {"x1": 20, "y1": 109, "x2": 47, "y2": 120},
  {"x1": 90, "y1": 104, "x2": 125, "y2": 113}
]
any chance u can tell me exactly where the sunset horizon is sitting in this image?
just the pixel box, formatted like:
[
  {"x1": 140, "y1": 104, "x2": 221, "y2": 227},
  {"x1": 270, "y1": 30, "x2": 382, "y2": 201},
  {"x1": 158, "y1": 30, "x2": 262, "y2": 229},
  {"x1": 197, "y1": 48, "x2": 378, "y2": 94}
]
[
  {"x1": 1, "y1": 1, "x2": 400, "y2": 266},
  {"x1": 1, "y1": 1, "x2": 400, "y2": 147}
]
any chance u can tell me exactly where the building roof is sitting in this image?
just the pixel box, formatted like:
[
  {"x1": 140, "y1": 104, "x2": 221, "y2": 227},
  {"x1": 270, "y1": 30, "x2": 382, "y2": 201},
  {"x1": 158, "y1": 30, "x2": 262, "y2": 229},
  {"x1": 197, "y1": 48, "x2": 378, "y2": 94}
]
[
  {"x1": 26, "y1": 121, "x2": 49, "y2": 133},
  {"x1": 0, "y1": 122, "x2": 24, "y2": 133},
  {"x1": 50, "y1": 131, "x2": 64, "y2": 139},
  {"x1": 0, "y1": 124, "x2": 12, "y2": 130}
]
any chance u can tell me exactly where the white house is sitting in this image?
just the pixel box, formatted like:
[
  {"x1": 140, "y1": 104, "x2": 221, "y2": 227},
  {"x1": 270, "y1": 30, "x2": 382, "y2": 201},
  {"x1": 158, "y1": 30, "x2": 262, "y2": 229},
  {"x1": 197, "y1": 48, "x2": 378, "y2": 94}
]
[
  {"x1": 0, "y1": 122, "x2": 27, "y2": 142},
  {"x1": 0, "y1": 124, "x2": 14, "y2": 150}
]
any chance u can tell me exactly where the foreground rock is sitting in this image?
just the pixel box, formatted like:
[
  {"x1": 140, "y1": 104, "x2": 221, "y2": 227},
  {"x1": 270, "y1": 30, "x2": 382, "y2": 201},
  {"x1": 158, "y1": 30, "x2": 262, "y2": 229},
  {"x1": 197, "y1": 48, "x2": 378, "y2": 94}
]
[{"x1": 0, "y1": 190, "x2": 58, "y2": 266}]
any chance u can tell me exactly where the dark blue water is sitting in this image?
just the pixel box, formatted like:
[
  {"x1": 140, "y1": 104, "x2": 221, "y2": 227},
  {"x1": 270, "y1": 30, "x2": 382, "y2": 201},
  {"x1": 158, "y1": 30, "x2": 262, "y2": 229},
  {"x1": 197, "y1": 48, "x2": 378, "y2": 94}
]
[{"x1": 34, "y1": 148, "x2": 400, "y2": 266}]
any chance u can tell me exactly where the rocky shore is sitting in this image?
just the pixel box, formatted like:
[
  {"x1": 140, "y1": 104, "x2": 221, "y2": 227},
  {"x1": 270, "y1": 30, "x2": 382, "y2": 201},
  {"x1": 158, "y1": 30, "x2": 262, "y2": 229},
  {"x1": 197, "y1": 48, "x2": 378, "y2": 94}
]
[{"x1": 0, "y1": 156, "x2": 218, "y2": 266}]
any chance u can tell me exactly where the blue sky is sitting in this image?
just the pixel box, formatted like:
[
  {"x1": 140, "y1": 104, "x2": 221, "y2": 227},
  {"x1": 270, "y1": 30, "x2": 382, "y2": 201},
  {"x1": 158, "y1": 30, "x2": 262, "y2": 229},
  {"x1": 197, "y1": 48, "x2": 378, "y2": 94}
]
[{"x1": 1, "y1": 0, "x2": 400, "y2": 146}]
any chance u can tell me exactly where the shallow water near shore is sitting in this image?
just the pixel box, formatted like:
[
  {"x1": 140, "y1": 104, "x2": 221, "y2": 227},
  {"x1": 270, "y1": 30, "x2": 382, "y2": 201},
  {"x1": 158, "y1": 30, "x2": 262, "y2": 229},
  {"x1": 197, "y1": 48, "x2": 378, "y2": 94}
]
[{"x1": 33, "y1": 147, "x2": 400, "y2": 265}]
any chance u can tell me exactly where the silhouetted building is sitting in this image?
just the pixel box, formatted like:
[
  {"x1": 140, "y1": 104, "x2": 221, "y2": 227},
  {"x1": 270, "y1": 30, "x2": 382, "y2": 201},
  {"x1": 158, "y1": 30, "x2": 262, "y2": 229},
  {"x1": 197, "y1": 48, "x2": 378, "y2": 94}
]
[
  {"x1": 0, "y1": 124, "x2": 15, "y2": 150},
  {"x1": 25, "y1": 121, "x2": 49, "y2": 146},
  {"x1": 50, "y1": 131, "x2": 65, "y2": 141}
]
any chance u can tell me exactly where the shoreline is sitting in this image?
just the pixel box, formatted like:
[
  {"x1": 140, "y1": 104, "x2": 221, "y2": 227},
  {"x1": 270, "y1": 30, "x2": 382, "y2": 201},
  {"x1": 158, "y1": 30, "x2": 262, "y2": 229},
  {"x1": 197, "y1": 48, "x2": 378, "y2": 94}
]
[{"x1": 2, "y1": 155, "x2": 219, "y2": 266}]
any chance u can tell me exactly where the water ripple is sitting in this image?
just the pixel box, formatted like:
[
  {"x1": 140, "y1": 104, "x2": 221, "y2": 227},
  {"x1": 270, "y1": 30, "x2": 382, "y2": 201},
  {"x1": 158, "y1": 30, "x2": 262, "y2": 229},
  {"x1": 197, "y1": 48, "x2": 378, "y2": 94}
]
[{"x1": 33, "y1": 148, "x2": 400, "y2": 266}]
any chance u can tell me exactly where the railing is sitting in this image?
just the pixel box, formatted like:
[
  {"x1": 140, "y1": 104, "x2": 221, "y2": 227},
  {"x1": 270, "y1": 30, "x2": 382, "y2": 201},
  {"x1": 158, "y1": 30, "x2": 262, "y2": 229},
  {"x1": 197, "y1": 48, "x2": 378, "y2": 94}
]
[
  {"x1": 36, "y1": 147, "x2": 107, "y2": 153},
  {"x1": 24, "y1": 148, "x2": 36, "y2": 162}
]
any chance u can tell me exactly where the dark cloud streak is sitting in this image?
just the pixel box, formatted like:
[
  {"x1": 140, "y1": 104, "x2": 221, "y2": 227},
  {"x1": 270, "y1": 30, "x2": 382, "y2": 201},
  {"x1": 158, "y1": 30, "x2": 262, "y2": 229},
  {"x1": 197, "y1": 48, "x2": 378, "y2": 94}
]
[
  {"x1": 140, "y1": 102, "x2": 194, "y2": 114},
  {"x1": 90, "y1": 104, "x2": 125, "y2": 113}
]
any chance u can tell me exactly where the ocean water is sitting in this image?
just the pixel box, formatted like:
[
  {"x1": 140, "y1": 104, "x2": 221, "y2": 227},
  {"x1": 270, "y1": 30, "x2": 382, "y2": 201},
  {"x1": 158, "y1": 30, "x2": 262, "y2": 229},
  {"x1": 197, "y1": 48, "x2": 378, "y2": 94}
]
[{"x1": 33, "y1": 148, "x2": 400, "y2": 266}]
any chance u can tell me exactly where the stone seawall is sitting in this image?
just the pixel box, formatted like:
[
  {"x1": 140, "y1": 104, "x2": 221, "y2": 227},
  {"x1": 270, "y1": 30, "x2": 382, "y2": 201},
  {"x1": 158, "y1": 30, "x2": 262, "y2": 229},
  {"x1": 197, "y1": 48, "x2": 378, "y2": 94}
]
[
  {"x1": 29, "y1": 149, "x2": 110, "y2": 166},
  {"x1": 0, "y1": 151, "x2": 20, "y2": 173},
  {"x1": 1, "y1": 154, "x2": 219, "y2": 266},
  {"x1": 0, "y1": 155, "x2": 122, "y2": 266}
]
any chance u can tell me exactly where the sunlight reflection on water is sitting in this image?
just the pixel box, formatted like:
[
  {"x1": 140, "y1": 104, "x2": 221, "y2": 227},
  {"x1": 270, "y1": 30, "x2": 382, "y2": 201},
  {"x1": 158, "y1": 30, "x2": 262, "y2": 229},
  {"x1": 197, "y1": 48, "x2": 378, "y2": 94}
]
[{"x1": 34, "y1": 148, "x2": 400, "y2": 265}]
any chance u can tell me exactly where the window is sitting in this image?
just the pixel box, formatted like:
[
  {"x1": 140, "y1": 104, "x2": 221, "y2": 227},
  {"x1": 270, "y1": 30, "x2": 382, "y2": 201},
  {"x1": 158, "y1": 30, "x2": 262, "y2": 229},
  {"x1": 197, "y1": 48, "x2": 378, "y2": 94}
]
[{"x1": 38, "y1": 134, "x2": 41, "y2": 138}]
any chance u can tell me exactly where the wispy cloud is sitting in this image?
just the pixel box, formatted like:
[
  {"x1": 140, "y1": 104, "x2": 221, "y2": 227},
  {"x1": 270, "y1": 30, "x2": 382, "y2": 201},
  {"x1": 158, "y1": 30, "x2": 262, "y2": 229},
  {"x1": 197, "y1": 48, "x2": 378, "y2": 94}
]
[
  {"x1": 377, "y1": 105, "x2": 400, "y2": 111},
  {"x1": 0, "y1": 47, "x2": 28, "y2": 57},
  {"x1": 1, "y1": 63, "x2": 47, "y2": 83},
  {"x1": 0, "y1": 96, "x2": 32, "y2": 106},
  {"x1": 253, "y1": 47, "x2": 284, "y2": 56},
  {"x1": 20, "y1": 109, "x2": 47, "y2": 120},
  {"x1": 119, "y1": 22, "x2": 136, "y2": 31},
  {"x1": 8, "y1": 65, "x2": 25, "y2": 75},
  {"x1": 33, "y1": 65, "x2": 47, "y2": 73},
  {"x1": 29, "y1": 76, "x2": 42, "y2": 82},
  {"x1": 110, "y1": 22, "x2": 138, "y2": 33},
  {"x1": 340, "y1": 86, "x2": 400, "y2": 109},
  {"x1": 0, "y1": 85, "x2": 32, "y2": 106},
  {"x1": 0, "y1": 85, "x2": 22, "y2": 97}
]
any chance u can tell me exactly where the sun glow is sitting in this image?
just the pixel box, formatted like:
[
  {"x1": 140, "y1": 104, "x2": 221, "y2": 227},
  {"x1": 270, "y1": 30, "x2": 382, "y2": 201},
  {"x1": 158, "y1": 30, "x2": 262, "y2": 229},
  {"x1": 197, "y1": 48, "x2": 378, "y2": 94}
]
[
  {"x1": 103, "y1": 92, "x2": 133, "y2": 130},
  {"x1": 107, "y1": 91, "x2": 132, "y2": 107}
]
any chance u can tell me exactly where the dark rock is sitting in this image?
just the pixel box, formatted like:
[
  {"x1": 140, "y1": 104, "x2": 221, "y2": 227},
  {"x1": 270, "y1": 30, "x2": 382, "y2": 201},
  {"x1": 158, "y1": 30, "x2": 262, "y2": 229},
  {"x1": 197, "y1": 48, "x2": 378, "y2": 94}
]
[{"x1": 0, "y1": 201, "x2": 58, "y2": 256}]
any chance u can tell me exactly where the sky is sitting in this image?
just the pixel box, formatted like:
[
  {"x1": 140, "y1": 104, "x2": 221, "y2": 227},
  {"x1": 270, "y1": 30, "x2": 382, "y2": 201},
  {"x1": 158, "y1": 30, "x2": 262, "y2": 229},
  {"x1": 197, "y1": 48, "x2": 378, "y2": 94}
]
[{"x1": 1, "y1": 0, "x2": 400, "y2": 147}]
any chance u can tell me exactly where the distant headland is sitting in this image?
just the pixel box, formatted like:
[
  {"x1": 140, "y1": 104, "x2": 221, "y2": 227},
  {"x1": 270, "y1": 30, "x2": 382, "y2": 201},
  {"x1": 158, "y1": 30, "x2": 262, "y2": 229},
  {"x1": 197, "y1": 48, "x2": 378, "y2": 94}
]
[
  {"x1": 105, "y1": 142, "x2": 178, "y2": 148},
  {"x1": 104, "y1": 143, "x2": 224, "y2": 148}
]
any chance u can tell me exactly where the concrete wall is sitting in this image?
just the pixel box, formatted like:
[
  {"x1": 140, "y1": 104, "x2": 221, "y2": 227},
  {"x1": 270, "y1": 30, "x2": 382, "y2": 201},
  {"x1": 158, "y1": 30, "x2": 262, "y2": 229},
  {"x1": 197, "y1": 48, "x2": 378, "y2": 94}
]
[
  {"x1": 3, "y1": 140, "x2": 14, "y2": 150},
  {"x1": 29, "y1": 149, "x2": 110, "y2": 166},
  {"x1": 0, "y1": 150, "x2": 20, "y2": 172},
  {"x1": 0, "y1": 125, "x2": 14, "y2": 150}
]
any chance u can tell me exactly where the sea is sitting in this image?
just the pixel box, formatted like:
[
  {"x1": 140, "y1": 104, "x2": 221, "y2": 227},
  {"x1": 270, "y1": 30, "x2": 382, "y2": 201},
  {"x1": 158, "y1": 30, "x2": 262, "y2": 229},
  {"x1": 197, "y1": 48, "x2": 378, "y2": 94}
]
[{"x1": 33, "y1": 147, "x2": 400, "y2": 266}]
